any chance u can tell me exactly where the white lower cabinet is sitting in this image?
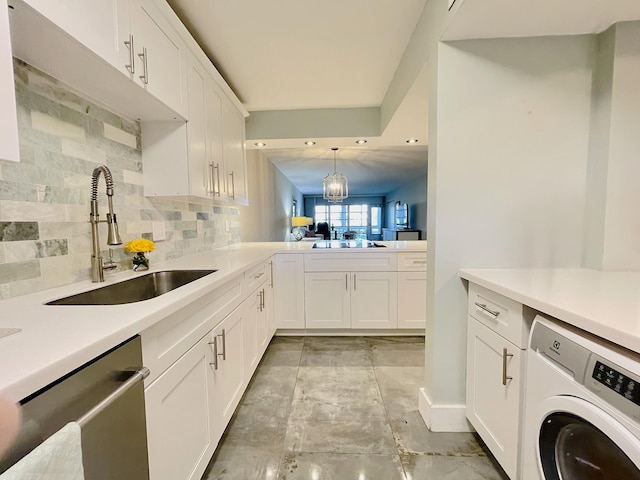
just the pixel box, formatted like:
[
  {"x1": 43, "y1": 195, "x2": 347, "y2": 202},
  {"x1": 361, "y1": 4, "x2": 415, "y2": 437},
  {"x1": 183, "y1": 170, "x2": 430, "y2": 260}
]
[
  {"x1": 209, "y1": 305, "x2": 245, "y2": 441},
  {"x1": 465, "y1": 282, "x2": 528, "y2": 480},
  {"x1": 304, "y1": 271, "x2": 397, "y2": 329},
  {"x1": 304, "y1": 272, "x2": 351, "y2": 328},
  {"x1": 397, "y1": 272, "x2": 427, "y2": 328},
  {"x1": 273, "y1": 254, "x2": 305, "y2": 329},
  {"x1": 145, "y1": 335, "x2": 215, "y2": 480}
]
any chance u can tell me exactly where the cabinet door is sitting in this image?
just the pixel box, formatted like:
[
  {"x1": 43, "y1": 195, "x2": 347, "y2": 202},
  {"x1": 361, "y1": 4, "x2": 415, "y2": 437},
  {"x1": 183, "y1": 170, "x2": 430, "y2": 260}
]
[
  {"x1": 206, "y1": 82, "x2": 224, "y2": 198},
  {"x1": 130, "y1": 0, "x2": 187, "y2": 117},
  {"x1": 185, "y1": 54, "x2": 209, "y2": 199},
  {"x1": 257, "y1": 286, "x2": 270, "y2": 357},
  {"x1": 0, "y1": 3, "x2": 18, "y2": 162},
  {"x1": 210, "y1": 307, "x2": 244, "y2": 441},
  {"x1": 145, "y1": 335, "x2": 215, "y2": 480},
  {"x1": 22, "y1": 0, "x2": 130, "y2": 74},
  {"x1": 466, "y1": 318, "x2": 522, "y2": 479},
  {"x1": 397, "y1": 272, "x2": 426, "y2": 328},
  {"x1": 222, "y1": 98, "x2": 247, "y2": 205},
  {"x1": 273, "y1": 254, "x2": 305, "y2": 329},
  {"x1": 304, "y1": 272, "x2": 351, "y2": 329},
  {"x1": 242, "y1": 292, "x2": 260, "y2": 380},
  {"x1": 265, "y1": 260, "x2": 276, "y2": 339},
  {"x1": 350, "y1": 272, "x2": 398, "y2": 329}
]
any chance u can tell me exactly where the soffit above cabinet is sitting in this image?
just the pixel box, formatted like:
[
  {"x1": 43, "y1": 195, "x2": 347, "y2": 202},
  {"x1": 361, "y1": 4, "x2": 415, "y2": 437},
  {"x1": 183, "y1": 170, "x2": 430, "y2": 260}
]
[{"x1": 443, "y1": 0, "x2": 640, "y2": 41}]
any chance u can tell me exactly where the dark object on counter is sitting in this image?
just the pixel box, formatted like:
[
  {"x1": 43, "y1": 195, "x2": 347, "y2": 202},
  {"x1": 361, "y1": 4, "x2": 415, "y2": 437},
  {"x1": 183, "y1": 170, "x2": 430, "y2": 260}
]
[{"x1": 316, "y1": 222, "x2": 330, "y2": 240}]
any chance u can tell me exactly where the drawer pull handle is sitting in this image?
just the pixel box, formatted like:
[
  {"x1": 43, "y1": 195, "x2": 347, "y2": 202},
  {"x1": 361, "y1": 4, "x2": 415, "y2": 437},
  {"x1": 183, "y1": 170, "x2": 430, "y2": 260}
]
[
  {"x1": 254, "y1": 272, "x2": 264, "y2": 279},
  {"x1": 475, "y1": 302, "x2": 500, "y2": 318},
  {"x1": 502, "y1": 348, "x2": 513, "y2": 386},
  {"x1": 209, "y1": 338, "x2": 219, "y2": 370},
  {"x1": 412, "y1": 260, "x2": 427, "y2": 264}
]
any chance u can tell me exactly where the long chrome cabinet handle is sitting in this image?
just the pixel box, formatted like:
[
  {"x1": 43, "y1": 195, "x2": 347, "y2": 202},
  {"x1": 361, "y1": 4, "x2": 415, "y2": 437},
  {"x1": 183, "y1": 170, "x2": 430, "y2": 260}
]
[
  {"x1": 269, "y1": 261, "x2": 274, "y2": 287},
  {"x1": 209, "y1": 337, "x2": 219, "y2": 370},
  {"x1": 353, "y1": 273, "x2": 357, "y2": 290},
  {"x1": 123, "y1": 34, "x2": 135, "y2": 74},
  {"x1": 228, "y1": 171, "x2": 235, "y2": 199},
  {"x1": 220, "y1": 329, "x2": 226, "y2": 361},
  {"x1": 502, "y1": 347, "x2": 513, "y2": 385},
  {"x1": 138, "y1": 47, "x2": 148, "y2": 85},
  {"x1": 214, "y1": 163, "x2": 221, "y2": 196},
  {"x1": 345, "y1": 273, "x2": 348, "y2": 291},
  {"x1": 474, "y1": 302, "x2": 500, "y2": 318},
  {"x1": 77, "y1": 367, "x2": 149, "y2": 427}
]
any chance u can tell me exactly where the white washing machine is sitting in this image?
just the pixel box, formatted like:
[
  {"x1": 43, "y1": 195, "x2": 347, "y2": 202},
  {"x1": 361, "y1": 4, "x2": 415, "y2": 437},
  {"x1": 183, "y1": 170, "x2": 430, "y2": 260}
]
[{"x1": 523, "y1": 314, "x2": 640, "y2": 480}]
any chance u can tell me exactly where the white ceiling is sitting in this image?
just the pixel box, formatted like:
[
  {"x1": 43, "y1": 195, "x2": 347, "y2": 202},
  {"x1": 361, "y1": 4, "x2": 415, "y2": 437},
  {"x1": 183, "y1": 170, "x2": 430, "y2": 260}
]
[{"x1": 165, "y1": 0, "x2": 430, "y2": 195}]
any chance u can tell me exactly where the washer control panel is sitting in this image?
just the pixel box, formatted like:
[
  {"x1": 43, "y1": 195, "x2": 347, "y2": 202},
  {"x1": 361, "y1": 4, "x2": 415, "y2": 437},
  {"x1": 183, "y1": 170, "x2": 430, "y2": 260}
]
[
  {"x1": 592, "y1": 360, "x2": 640, "y2": 407},
  {"x1": 587, "y1": 355, "x2": 640, "y2": 422}
]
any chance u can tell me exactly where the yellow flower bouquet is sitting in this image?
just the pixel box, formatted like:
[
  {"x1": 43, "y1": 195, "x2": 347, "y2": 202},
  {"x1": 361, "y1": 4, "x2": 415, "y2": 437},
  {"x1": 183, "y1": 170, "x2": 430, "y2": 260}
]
[{"x1": 125, "y1": 238, "x2": 155, "y2": 271}]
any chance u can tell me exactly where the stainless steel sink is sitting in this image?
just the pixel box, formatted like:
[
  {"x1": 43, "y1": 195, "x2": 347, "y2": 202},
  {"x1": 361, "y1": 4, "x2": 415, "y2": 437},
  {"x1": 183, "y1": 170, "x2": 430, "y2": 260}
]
[{"x1": 46, "y1": 270, "x2": 217, "y2": 305}]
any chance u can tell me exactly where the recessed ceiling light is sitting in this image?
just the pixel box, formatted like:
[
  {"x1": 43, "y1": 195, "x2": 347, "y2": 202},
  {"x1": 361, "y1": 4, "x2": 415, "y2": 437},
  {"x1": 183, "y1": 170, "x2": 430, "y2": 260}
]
[
  {"x1": 406, "y1": 138, "x2": 419, "y2": 144},
  {"x1": 355, "y1": 139, "x2": 367, "y2": 144},
  {"x1": 255, "y1": 142, "x2": 267, "y2": 147},
  {"x1": 304, "y1": 140, "x2": 316, "y2": 146}
]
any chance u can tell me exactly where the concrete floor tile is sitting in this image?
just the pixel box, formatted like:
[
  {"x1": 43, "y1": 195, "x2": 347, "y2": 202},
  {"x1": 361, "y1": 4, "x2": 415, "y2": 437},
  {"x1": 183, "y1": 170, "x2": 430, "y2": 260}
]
[
  {"x1": 293, "y1": 367, "x2": 382, "y2": 403},
  {"x1": 278, "y1": 452, "x2": 406, "y2": 480},
  {"x1": 389, "y1": 411, "x2": 486, "y2": 456},
  {"x1": 400, "y1": 454, "x2": 508, "y2": 480},
  {"x1": 303, "y1": 336, "x2": 368, "y2": 350},
  {"x1": 300, "y1": 348, "x2": 372, "y2": 367},
  {"x1": 370, "y1": 343, "x2": 425, "y2": 367},
  {"x1": 202, "y1": 445, "x2": 281, "y2": 480},
  {"x1": 241, "y1": 366, "x2": 299, "y2": 406},
  {"x1": 283, "y1": 419, "x2": 397, "y2": 454}
]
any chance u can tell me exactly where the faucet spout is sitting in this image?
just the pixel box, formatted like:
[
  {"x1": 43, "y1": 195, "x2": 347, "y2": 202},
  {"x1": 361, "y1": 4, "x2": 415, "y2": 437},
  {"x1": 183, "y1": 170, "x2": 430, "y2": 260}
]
[{"x1": 90, "y1": 165, "x2": 122, "y2": 282}]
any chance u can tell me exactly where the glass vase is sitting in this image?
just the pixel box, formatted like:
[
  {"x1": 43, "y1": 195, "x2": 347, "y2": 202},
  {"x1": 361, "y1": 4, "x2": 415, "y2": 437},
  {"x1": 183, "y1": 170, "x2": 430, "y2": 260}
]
[{"x1": 132, "y1": 252, "x2": 149, "y2": 271}]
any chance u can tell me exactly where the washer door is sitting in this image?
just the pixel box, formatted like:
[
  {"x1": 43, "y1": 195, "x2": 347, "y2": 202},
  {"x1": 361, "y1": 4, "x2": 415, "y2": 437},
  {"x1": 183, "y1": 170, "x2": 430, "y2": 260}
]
[{"x1": 536, "y1": 396, "x2": 640, "y2": 480}]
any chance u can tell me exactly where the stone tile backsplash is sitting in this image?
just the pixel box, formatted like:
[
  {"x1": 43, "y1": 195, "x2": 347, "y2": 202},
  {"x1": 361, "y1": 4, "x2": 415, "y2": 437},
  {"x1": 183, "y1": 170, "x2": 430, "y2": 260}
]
[{"x1": 0, "y1": 60, "x2": 241, "y2": 300}]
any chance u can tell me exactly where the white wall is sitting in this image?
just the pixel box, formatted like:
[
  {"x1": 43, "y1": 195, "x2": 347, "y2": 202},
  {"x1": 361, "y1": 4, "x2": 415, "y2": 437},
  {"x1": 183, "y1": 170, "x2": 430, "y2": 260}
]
[
  {"x1": 240, "y1": 149, "x2": 303, "y2": 241},
  {"x1": 427, "y1": 35, "x2": 593, "y2": 410},
  {"x1": 584, "y1": 22, "x2": 640, "y2": 270}
]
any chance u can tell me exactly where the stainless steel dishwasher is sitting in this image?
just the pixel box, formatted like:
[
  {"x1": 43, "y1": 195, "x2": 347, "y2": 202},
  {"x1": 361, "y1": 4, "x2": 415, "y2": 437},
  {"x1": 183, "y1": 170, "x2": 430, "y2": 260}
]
[{"x1": 0, "y1": 336, "x2": 150, "y2": 479}]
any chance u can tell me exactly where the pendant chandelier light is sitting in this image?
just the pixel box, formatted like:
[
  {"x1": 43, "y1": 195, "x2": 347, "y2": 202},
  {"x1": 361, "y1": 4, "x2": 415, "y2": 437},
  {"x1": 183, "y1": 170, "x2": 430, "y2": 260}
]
[{"x1": 322, "y1": 147, "x2": 349, "y2": 203}]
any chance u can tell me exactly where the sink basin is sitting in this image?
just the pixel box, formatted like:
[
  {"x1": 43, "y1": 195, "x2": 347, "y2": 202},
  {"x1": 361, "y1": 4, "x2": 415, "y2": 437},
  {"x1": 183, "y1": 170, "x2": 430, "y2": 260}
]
[{"x1": 46, "y1": 270, "x2": 217, "y2": 305}]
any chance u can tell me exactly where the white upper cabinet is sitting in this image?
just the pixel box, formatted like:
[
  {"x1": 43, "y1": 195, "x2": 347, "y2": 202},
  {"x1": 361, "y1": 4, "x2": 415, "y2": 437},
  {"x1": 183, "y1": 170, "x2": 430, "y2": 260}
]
[
  {"x1": 10, "y1": 0, "x2": 187, "y2": 120},
  {"x1": 20, "y1": 0, "x2": 130, "y2": 72},
  {"x1": 1, "y1": 2, "x2": 19, "y2": 162},
  {"x1": 128, "y1": 0, "x2": 187, "y2": 117},
  {"x1": 222, "y1": 99, "x2": 248, "y2": 205}
]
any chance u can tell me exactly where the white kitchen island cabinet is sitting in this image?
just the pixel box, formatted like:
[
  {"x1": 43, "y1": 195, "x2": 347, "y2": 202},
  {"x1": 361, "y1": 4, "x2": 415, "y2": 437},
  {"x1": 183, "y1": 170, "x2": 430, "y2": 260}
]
[
  {"x1": 305, "y1": 271, "x2": 398, "y2": 329},
  {"x1": 303, "y1": 252, "x2": 399, "y2": 330},
  {"x1": 273, "y1": 254, "x2": 305, "y2": 329},
  {"x1": 397, "y1": 252, "x2": 427, "y2": 328}
]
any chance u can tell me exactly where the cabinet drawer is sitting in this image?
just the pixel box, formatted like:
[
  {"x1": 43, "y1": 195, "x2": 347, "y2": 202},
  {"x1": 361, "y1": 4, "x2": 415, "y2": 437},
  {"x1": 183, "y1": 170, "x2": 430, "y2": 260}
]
[
  {"x1": 468, "y1": 283, "x2": 526, "y2": 348},
  {"x1": 244, "y1": 260, "x2": 269, "y2": 293},
  {"x1": 398, "y1": 252, "x2": 427, "y2": 271},
  {"x1": 142, "y1": 275, "x2": 243, "y2": 383},
  {"x1": 304, "y1": 253, "x2": 397, "y2": 272}
]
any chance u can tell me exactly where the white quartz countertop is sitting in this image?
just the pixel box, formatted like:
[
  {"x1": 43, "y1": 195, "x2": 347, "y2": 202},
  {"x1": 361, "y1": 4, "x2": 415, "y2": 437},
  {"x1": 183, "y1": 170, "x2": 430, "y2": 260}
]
[
  {"x1": 459, "y1": 268, "x2": 640, "y2": 354},
  {"x1": 0, "y1": 240, "x2": 425, "y2": 401}
]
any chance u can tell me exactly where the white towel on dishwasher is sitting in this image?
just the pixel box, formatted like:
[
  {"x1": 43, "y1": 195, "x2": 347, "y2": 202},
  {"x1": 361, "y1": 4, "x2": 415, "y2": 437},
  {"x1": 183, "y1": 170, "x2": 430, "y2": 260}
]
[{"x1": 0, "y1": 422, "x2": 85, "y2": 480}]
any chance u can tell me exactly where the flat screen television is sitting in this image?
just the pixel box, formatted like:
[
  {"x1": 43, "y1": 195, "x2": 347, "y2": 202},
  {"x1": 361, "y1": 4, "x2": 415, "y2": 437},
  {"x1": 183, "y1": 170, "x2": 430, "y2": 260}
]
[{"x1": 395, "y1": 202, "x2": 408, "y2": 229}]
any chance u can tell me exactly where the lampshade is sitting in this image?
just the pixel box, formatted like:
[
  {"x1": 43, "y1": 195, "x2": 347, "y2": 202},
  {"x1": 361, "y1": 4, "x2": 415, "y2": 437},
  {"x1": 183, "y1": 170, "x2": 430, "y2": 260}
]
[
  {"x1": 291, "y1": 216, "x2": 310, "y2": 227},
  {"x1": 323, "y1": 148, "x2": 348, "y2": 203}
]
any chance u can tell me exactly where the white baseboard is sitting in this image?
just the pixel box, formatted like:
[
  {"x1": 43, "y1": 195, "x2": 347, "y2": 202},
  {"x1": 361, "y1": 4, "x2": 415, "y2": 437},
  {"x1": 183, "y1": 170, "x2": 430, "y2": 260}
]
[{"x1": 418, "y1": 387, "x2": 474, "y2": 432}]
